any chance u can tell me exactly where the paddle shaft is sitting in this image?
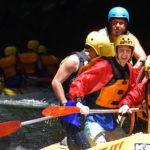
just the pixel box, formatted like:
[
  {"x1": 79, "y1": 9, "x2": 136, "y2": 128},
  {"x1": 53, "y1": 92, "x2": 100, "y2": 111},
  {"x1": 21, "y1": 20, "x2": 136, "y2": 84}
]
[
  {"x1": 42, "y1": 106, "x2": 141, "y2": 117},
  {"x1": 22, "y1": 116, "x2": 54, "y2": 126},
  {"x1": 5, "y1": 108, "x2": 140, "y2": 128},
  {"x1": 89, "y1": 108, "x2": 140, "y2": 114},
  {"x1": 22, "y1": 108, "x2": 140, "y2": 126},
  {"x1": 136, "y1": 65, "x2": 145, "y2": 84}
]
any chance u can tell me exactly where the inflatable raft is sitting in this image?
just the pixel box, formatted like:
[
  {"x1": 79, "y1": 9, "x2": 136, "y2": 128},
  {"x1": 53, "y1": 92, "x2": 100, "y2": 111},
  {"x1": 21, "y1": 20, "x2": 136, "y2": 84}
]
[{"x1": 40, "y1": 134, "x2": 150, "y2": 150}]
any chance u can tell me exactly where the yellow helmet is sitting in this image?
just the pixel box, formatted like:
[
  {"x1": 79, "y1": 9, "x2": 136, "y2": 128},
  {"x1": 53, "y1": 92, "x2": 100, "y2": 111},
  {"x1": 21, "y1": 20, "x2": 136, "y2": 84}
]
[
  {"x1": 38, "y1": 45, "x2": 47, "y2": 54},
  {"x1": 4, "y1": 46, "x2": 18, "y2": 57},
  {"x1": 27, "y1": 40, "x2": 40, "y2": 51},
  {"x1": 114, "y1": 35, "x2": 135, "y2": 57},
  {"x1": 100, "y1": 43, "x2": 115, "y2": 57},
  {"x1": 85, "y1": 31, "x2": 110, "y2": 56},
  {"x1": 145, "y1": 55, "x2": 150, "y2": 72}
]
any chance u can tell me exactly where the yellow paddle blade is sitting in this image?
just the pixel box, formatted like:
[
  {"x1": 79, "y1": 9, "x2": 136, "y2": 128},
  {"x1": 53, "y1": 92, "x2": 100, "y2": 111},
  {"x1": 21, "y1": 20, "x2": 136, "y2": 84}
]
[{"x1": 2, "y1": 88, "x2": 18, "y2": 96}]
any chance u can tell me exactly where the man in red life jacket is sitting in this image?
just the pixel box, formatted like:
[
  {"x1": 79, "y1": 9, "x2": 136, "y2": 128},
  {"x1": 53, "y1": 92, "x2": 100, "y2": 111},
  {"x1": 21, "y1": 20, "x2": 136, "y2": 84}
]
[
  {"x1": 69, "y1": 34, "x2": 137, "y2": 146},
  {"x1": 52, "y1": 31, "x2": 114, "y2": 150}
]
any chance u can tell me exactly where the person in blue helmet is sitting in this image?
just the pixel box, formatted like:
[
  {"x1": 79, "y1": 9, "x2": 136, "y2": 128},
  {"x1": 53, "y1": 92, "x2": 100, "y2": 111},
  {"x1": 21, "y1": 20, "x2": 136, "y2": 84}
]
[{"x1": 98, "y1": 6, "x2": 146, "y2": 69}]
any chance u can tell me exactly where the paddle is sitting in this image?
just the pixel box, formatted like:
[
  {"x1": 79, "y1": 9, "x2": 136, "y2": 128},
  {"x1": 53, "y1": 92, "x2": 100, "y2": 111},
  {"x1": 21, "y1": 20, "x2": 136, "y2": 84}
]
[
  {"x1": 42, "y1": 106, "x2": 140, "y2": 117},
  {"x1": 0, "y1": 107, "x2": 140, "y2": 138},
  {"x1": 0, "y1": 116, "x2": 53, "y2": 138},
  {"x1": 136, "y1": 64, "x2": 145, "y2": 84}
]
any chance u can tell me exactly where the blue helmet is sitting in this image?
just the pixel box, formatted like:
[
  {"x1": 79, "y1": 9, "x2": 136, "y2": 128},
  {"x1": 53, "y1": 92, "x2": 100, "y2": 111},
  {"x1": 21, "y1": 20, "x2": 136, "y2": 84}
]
[{"x1": 108, "y1": 7, "x2": 129, "y2": 22}]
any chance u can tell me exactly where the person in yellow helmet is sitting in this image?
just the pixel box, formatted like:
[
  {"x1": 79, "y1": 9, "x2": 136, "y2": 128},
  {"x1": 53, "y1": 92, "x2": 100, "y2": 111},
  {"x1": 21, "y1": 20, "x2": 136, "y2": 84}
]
[
  {"x1": 0, "y1": 46, "x2": 22, "y2": 88},
  {"x1": 36, "y1": 45, "x2": 58, "y2": 86},
  {"x1": 19, "y1": 40, "x2": 39, "y2": 86},
  {"x1": 51, "y1": 31, "x2": 115, "y2": 149},
  {"x1": 27, "y1": 40, "x2": 40, "y2": 52},
  {"x1": 37, "y1": 45, "x2": 47, "y2": 54},
  {"x1": 4, "y1": 46, "x2": 18, "y2": 57},
  {"x1": 52, "y1": 31, "x2": 114, "y2": 108},
  {"x1": 85, "y1": 31, "x2": 114, "y2": 57},
  {"x1": 37, "y1": 45, "x2": 58, "y2": 77},
  {"x1": 98, "y1": 6, "x2": 146, "y2": 69},
  {"x1": 69, "y1": 35, "x2": 137, "y2": 147}
]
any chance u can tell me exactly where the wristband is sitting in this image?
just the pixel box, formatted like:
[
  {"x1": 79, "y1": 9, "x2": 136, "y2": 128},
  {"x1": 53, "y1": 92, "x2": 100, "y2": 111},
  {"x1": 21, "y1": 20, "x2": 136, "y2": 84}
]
[{"x1": 75, "y1": 97, "x2": 82, "y2": 104}]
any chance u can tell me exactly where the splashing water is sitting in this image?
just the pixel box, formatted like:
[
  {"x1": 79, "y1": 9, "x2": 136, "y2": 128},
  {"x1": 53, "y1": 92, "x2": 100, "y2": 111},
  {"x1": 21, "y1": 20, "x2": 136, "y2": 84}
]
[
  {"x1": 0, "y1": 87, "x2": 65, "y2": 150},
  {"x1": 0, "y1": 88, "x2": 59, "y2": 108}
]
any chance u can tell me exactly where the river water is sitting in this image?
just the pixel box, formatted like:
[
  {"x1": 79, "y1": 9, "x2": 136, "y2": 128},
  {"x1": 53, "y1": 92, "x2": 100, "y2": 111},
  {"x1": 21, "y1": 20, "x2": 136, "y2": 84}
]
[
  {"x1": 0, "y1": 87, "x2": 146, "y2": 150},
  {"x1": 0, "y1": 87, "x2": 66, "y2": 150}
]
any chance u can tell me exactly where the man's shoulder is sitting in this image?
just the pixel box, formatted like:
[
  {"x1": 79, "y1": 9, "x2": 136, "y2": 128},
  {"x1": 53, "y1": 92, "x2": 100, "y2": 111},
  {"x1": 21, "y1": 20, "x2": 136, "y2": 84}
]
[
  {"x1": 67, "y1": 54, "x2": 80, "y2": 63},
  {"x1": 128, "y1": 32, "x2": 138, "y2": 40},
  {"x1": 98, "y1": 27, "x2": 107, "y2": 35},
  {"x1": 60, "y1": 54, "x2": 79, "y2": 66}
]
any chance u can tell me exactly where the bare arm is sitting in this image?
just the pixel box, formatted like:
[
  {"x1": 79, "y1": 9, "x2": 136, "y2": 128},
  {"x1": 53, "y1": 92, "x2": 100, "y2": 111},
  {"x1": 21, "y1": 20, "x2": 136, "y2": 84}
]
[
  {"x1": 129, "y1": 33, "x2": 147, "y2": 67},
  {"x1": 51, "y1": 55, "x2": 79, "y2": 106},
  {"x1": 98, "y1": 28, "x2": 108, "y2": 37}
]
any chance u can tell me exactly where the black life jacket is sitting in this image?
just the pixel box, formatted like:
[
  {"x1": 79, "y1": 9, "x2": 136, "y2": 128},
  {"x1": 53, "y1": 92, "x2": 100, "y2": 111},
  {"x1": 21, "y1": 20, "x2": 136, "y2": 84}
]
[{"x1": 63, "y1": 51, "x2": 91, "y2": 99}]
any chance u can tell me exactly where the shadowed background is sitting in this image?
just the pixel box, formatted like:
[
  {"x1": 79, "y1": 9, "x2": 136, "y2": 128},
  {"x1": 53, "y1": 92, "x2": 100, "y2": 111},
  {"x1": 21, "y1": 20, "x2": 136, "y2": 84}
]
[{"x1": 0, "y1": 0, "x2": 149, "y2": 60}]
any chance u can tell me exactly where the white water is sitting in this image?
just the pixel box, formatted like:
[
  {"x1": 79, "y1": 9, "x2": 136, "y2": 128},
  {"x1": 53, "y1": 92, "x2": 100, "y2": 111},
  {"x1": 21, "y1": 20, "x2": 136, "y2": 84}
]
[
  {"x1": 0, "y1": 88, "x2": 59, "y2": 108},
  {"x1": 0, "y1": 87, "x2": 64, "y2": 150}
]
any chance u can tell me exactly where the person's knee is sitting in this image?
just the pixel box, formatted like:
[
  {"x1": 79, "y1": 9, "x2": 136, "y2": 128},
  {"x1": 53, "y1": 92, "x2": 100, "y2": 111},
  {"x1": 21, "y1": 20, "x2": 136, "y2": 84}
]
[{"x1": 84, "y1": 121, "x2": 106, "y2": 146}]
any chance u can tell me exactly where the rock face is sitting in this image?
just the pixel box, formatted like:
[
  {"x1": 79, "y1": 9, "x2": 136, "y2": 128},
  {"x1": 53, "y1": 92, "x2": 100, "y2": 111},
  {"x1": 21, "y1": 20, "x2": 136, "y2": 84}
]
[{"x1": 0, "y1": 1, "x2": 149, "y2": 59}]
